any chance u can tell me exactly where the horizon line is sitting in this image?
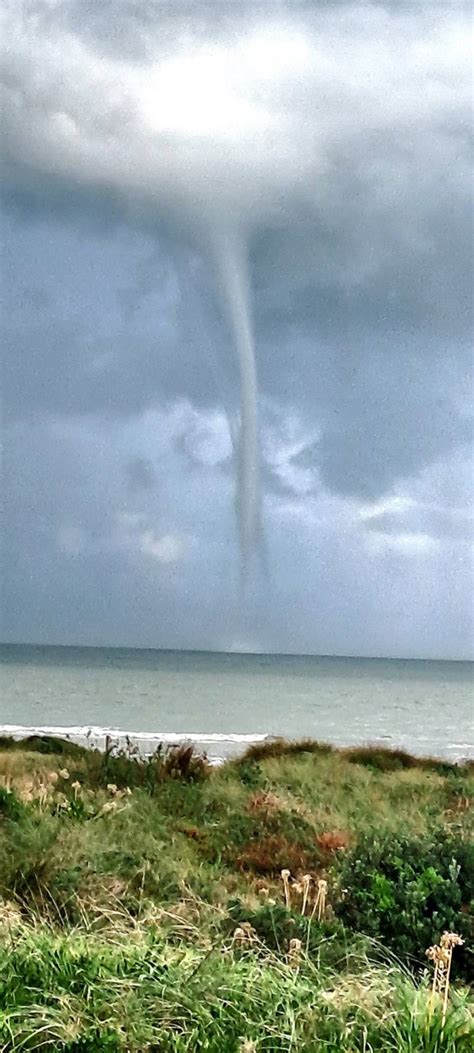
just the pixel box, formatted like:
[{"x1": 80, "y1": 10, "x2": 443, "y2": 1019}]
[{"x1": 0, "y1": 640, "x2": 472, "y2": 664}]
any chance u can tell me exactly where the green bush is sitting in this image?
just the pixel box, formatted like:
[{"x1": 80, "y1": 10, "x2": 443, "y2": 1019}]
[
  {"x1": 0, "y1": 786, "x2": 26, "y2": 821},
  {"x1": 335, "y1": 830, "x2": 474, "y2": 981},
  {"x1": 235, "y1": 759, "x2": 263, "y2": 788}
]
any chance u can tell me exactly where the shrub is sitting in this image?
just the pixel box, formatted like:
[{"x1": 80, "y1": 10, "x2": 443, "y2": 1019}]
[
  {"x1": 0, "y1": 735, "x2": 85, "y2": 757},
  {"x1": 161, "y1": 744, "x2": 210, "y2": 783},
  {"x1": 0, "y1": 787, "x2": 26, "y2": 822},
  {"x1": 343, "y1": 745, "x2": 455, "y2": 775},
  {"x1": 229, "y1": 807, "x2": 322, "y2": 874},
  {"x1": 316, "y1": 830, "x2": 351, "y2": 860},
  {"x1": 235, "y1": 834, "x2": 321, "y2": 875},
  {"x1": 238, "y1": 738, "x2": 334, "y2": 764},
  {"x1": 236, "y1": 759, "x2": 263, "y2": 788},
  {"x1": 69, "y1": 743, "x2": 210, "y2": 792},
  {"x1": 335, "y1": 830, "x2": 474, "y2": 981}
]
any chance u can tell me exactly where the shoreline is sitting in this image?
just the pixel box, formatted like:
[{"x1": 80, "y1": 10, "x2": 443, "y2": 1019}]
[{"x1": 1, "y1": 726, "x2": 473, "y2": 770}]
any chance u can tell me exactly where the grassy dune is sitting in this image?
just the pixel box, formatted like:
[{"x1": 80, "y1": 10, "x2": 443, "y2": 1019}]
[{"x1": 0, "y1": 737, "x2": 473, "y2": 1051}]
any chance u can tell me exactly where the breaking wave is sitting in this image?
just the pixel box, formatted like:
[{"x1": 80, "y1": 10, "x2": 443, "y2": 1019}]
[{"x1": 0, "y1": 725, "x2": 270, "y2": 763}]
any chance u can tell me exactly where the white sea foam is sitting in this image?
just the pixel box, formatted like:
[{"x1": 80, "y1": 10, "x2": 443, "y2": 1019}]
[
  {"x1": 0, "y1": 723, "x2": 472, "y2": 762},
  {"x1": 0, "y1": 724, "x2": 270, "y2": 762},
  {"x1": 0, "y1": 724, "x2": 269, "y2": 743}
]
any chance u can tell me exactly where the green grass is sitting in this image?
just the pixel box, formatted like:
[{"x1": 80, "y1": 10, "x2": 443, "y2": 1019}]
[
  {"x1": 0, "y1": 920, "x2": 472, "y2": 1052},
  {"x1": 0, "y1": 738, "x2": 472, "y2": 1051}
]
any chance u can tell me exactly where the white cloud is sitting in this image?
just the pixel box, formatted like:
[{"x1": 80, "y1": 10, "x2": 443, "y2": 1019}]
[
  {"x1": 359, "y1": 495, "x2": 415, "y2": 522},
  {"x1": 263, "y1": 407, "x2": 321, "y2": 495},
  {"x1": 138, "y1": 530, "x2": 187, "y2": 564},
  {"x1": 181, "y1": 411, "x2": 233, "y2": 467},
  {"x1": 366, "y1": 530, "x2": 440, "y2": 555},
  {"x1": 3, "y1": 2, "x2": 471, "y2": 232}
]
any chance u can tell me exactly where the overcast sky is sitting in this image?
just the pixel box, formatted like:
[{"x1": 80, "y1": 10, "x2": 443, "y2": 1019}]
[{"x1": 1, "y1": 0, "x2": 473, "y2": 659}]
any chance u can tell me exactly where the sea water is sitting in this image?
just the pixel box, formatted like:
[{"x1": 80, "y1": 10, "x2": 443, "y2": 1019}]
[{"x1": 1, "y1": 644, "x2": 472, "y2": 763}]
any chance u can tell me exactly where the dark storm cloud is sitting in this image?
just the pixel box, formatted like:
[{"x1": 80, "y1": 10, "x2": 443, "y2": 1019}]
[
  {"x1": 2, "y1": 205, "x2": 471, "y2": 498},
  {"x1": 1, "y1": 0, "x2": 472, "y2": 655}
]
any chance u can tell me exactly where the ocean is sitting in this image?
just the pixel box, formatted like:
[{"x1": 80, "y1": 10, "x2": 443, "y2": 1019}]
[{"x1": 0, "y1": 644, "x2": 472, "y2": 764}]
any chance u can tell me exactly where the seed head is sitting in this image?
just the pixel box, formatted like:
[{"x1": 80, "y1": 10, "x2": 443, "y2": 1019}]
[
  {"x1": 288, "y1": 937, "x2": 302, "y2": 966},
  {"x1": 426, "y1": 944, "x2": 450, "y2": 968},
  {"x1": 440, "y1": 931, "x2": 464, "y2": 949}
]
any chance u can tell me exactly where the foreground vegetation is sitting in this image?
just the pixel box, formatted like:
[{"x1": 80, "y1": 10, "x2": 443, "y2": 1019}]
[{"x1": 0, "y1": 735, "x2": 472, "y2": 1051}]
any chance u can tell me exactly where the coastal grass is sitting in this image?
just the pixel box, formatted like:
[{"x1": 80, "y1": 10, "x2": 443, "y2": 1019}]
[
  {"x1": 0, "y1": 737, "x2": 473, "y2": 1051},
  {"x1": 1, "y1": 921, "x2": 473, "y2": 1052}
]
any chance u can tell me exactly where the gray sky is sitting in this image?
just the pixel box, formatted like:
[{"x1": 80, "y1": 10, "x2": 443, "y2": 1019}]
[{"x1": 1, "y1": 0, "x2": 473, "y2": 658}]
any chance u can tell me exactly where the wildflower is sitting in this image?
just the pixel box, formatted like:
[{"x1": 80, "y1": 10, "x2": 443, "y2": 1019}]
[
  {"x1": 258, "y1": 886, "x2": 269, "y2": 899},
  {"x1": 288, "y1": 937, "x2": 302, "y2": 968},
  {"x1": 426, "y1": 932, "x2": 464, "y2": 1024},
  {"x1": 71, "y1": 781, "x2": 81, "y2": 798},
  {"x1": 281, "y1": 869, "x2": 291, "y2": 909},
  {"x1": 47, "y1": 771, "x2": 59, "y2": 784},
  {"x1": 58, "y1": 769, "x2": 70, "y2": 780},
  {"x1": 301, "y1": 874, "x2": 311, "y2": 915},
  {"x1": 106, "y1": 783, "x2": 118, "y2": 795},
  {"x1": 311, "y1": 878, "x2": 328, "y2": 922},
  {"x1": 440, "y1": 931, "x2": 464, "y2": 950},
  {"x1": 239, "y1": 1041, "x2": 257, "y2": 1053},
  {"x1": 232, "y1": 922, "x2": 257, "y2": 948},
  {"x1": 232, "y1": 927, "x2": 247, "y2": 947},
  {"x1": 101, "y1": 801, "x2": 118, "y2": 814}
]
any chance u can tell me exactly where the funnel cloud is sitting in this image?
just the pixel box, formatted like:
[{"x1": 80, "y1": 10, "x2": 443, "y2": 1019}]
[{"x1": 210, "y1": 228, "x2": 260, "y2": 567}]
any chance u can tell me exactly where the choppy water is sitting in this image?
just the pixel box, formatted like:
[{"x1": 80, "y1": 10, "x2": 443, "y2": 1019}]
[{"x1": 0, "y1": 644, "x2": 472, "y2": 763}]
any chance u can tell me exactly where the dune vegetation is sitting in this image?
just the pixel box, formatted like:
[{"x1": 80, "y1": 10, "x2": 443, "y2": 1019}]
[{"x1": 0, "y1": 736, "x2": 473, "y2": 1052}]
